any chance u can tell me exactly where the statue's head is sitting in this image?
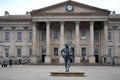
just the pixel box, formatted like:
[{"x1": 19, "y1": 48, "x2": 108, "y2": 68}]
[{"x1": 65, "y1": 43, "x2": 69, "y2": 48}]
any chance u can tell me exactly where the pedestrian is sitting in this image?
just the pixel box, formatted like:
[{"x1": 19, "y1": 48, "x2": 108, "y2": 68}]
[
  {"x1": 9, "y1": 59, "x2": 12, "y2": 67},
  {"x1": 3, "y1": 60, "x2": 7, "y2": 67},
  {"x1": 104, "y1": 57, "x2": 107, "y2": 64},
  {"x1": 112, "y1": 58, "x2": 115, "y2": 66},
  {"x1": 19, "y1": 59, "x2": 21, "y2": 65}
]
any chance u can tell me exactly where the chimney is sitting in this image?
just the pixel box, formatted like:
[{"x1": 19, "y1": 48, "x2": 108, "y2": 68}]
[{"x1": 5, "y1": 11, "x2": 9, "y2": 16}]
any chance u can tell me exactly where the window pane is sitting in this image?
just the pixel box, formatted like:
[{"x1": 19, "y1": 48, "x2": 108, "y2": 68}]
[
  {"x1": 54, "y1": 48, "x2": 58, "y2": 56},
  {"x1": 82, "y1": 48, "x2": 86, "y2": 56},
  {"x1": 81, "y1": 30, "x2": 86, "y2": 39},
  {"x1": 29, "y1": 32, "x2": 32, "y2": 41},
  {"x1": 17, "y1": 48, "x2": 21, "y2": 57},
  {"x1": 29, "y1": 48, "x2": 32, "y2": 57},
  {"x1": 67, "y1": 30, "x2": 72, "y2": 40},
  {"x1": 5, "y1": 32, "x2": 9, "y2": 41},
  {"x1": 42, "y1": 31, "x2": 46, "y2": 41},
  {"x1": 94, "y1": 32, "x2": 99, "y2": 41},
  {"x1": 17, "y1": 32, "x2": 22, "y2": 41},
  {"x1": 54, "y1": 31, "x2": 58, "y2": 39},
  {"x1": 108, "y1": 48, "x2": 112, "y2": 57},
  {"x1": 108, "y1": 32, "x2": 112, "y2": 41},
  {"x1": 5, "y1": 48, "x2": 9, "y2": 57}
]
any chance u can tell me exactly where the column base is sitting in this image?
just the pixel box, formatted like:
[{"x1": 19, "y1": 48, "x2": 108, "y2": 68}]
[
  {"x1": 30, "y1": 56, "x2": 38, "y2": 64},
  {"x1": 59, "y1": 57, "x2": 64, "y2": 63},
  {"x1": 45, "y1": 56, "x2": 51, "y2": 63},
  {"x1": 75, "y1": 56, "x2": 80, "y2": 63},
  {"x1": 89, "y1": 56, "x2": 95, "y2": 63}
]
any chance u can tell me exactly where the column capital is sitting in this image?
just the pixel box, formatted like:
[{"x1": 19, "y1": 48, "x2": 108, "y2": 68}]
[
  {"x1": 60, "y1": 21, "x2": 65, "y2": 24},
  {"x1": 46, "y1": 21, "x2": 50, "y2": 25},
  {"x1": 32, "y1": 22, "x2": 36, "y2": 26},
  {"x1": 104, "y1": 21, "x2": 109, "y2": 26},
  {"x1": 75, "y1": 21, "x2": 80, "y2": 25},
  {"x1": 90, "y1": 21, "x2": 94, "y2": 26}
]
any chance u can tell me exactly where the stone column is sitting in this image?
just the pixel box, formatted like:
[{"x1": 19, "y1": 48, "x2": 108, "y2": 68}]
[
  {"x1": 60, "y1": 21, "x2": 65, "y2": 63},
  {"x1": 89, "y1": 21, "x2": 95, "y2": 63},
  {"x1": 103, "y1": 21, "x2": 108, "y2": 61},
  {"x1": 30, "y1": 22, "x2": 38, "y2": 64},
  {"x1": 75, "y1": 21, "x2": 80, "y2": 63},
  {"x1": 11, "y1": 27, "x2": 15, "y2": 58},
  {"x1": 45, "y1": 21, "x2": 51, "y2": 63}
]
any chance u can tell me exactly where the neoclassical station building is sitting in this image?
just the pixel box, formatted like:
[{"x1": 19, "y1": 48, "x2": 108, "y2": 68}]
[{"x1": 0, "y1": 0, "x2": 120, "y2": 64}]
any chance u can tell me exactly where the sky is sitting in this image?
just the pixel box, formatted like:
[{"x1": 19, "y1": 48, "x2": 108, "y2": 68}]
[{"x1": 0, "y1": 0, "x2": 120, "y2": 15}]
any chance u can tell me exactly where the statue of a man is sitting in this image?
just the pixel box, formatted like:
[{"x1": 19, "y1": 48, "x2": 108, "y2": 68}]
[{"x1": 61, "y1": 43, "x2": 73, "y2": 72}]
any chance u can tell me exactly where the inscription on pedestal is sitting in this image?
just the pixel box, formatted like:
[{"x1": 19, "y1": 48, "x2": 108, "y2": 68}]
[{"x1": 50, "y1": 72, "x2": 85, "y2": 77}]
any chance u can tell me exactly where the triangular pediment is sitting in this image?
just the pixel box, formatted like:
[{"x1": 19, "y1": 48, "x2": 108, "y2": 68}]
[{"x1": 30, "y1": 0, "x2": 111, "y2": 15}]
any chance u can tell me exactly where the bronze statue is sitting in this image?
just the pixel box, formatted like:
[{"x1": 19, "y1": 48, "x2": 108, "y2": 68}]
[{"x1": 61, "y1": 43, "x2": 73, "y2": 72}]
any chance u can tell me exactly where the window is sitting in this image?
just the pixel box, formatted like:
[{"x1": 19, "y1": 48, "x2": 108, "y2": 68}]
[
  {"x1": 94, "y1": 31, "x2": 99, "y2": 41},
  {"x1": 17, "y1": 32, "x2": 22, "y2": 41},
  {"x1": 42, "y1": 48, "x2": 46, "y2": 53},
  {"x1": 94, "y1": 47, "x2": 98, "y2": 55},
  {"x1": 67, "y1": 30, "x2": 72, "y2": 40},
  {"x1": 81, "y1": 48, "x2": 86, "y2": 56},
  {"x1": 108, "y1": 47, "x2": 112, "y2": 57},
  {"x1": 54, "y1": 31, "x2": 58, "y2": 39},
  {"x1": 4, "y1": 48, "x2": 9, "y2": 57},
  {"x1": 29, "y1": 48, "x2": 32, "y2": 57},
  {"x1": 29, "y1": 32, "x2": 32, "y2": 41},
  {"x1": 5, "y1": 32, "x2": 10, "y2": 41},
  {"x1": 108, "y1": 32, "x2": 112, "y2": 41},
  {"x1": 17, "y1": 48, "x2": 21, "y2": 57},
  {"x1": 54, "y1": 48, "x2": 58, "y2": 56},
  {"x1": 81, "y1": 30, "x2": 86, "y2": 39},
  {"x1": 41, "y1": 31, "x2": 46, "y2": 41}
]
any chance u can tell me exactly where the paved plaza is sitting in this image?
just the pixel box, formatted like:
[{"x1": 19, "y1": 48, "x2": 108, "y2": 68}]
[{"x1": 0, "y1": 65, "x2": 120, "y2": 80}]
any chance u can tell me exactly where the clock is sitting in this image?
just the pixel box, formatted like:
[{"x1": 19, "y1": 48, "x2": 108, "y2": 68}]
[{"x1": 66, "y1": 4, "x2": 74, "y2": 12}]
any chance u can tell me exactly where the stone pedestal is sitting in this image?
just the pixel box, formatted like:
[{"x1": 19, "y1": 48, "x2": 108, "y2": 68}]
[
  {"x1": 45, "y1": 56, "x2": 51, "y2": 63},
  {"x1": 89, "y1": 56, "x2": 95, "y2": 63},
  {"x1": 75, "y1": 56, "x2": 80, "y2": 63},
  {"x1": 30, "y1": 56, "x2": 38, "y2": 64},
  {"x1": 50, "y1": 72, "x2": 85, "y2": 77},
  {"x1": 59, "y1": 57, "x2": 64, "y2": 63}
]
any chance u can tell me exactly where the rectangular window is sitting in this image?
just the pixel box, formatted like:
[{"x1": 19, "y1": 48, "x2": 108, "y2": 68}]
[
  {"x1": 41, "y1": 31, "x2": 46, "y2": 41},
  {"x1": 67, "y1": 30, "x2": 72, "y2": 40},
  {"x1": 54, "y1": 31, "x2": 58, "y2": 39},
  {"x1": 54, "y1": 48, "x2": 58, "y2": 56},
  {"x1": 29, "y1": 48, "x2": 32, "y2": 57},
  {"x1": 81, "y1": 48, "x2": 86, "y2": 56},
  {"x1": 17, "y1": 32, "x2": 22, "y2": 41},
  {"x1": 94, "y1": 47, "x2": 98, "y2": 55},
  {"x1": 81, "y1": 30, "x2": 86, "y2": 40},
  {"x1": 29, "y1": 32, "x2": 32, "y2": 41},
  {"x1": 17, "y1": 48, "x2": 21, "y2": 57},
  {"x1": 4, "y1": 48, "x2": 9, "y2": 57},
  {"x1": 108, "y1": 47, "x2": 112, "y2": 57},
  {"x1": 94, "y1": 31, "x2": 99, "y2": 41},
  {"x1": 5, "y1": 32, "x2": 10, "y2": 41},
  {"x1": 108, "y1": 32, "x2": 112, "y2": 41}
]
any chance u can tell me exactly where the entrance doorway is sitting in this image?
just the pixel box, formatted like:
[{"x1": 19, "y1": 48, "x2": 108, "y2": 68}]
[
  {"x1": 41, "y1": 54, "x2": 46, "y2": 63},
  {"x1": 95, "y1": 55, "x2": 99, "y2": 63}
]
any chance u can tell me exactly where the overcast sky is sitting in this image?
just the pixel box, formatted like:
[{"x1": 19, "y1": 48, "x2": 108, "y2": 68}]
[{"x1": 0, "y1": 0, "x2": 120, "y2": 15}]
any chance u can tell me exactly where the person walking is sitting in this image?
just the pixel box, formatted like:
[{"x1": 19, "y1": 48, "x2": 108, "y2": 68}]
[{"x1": 9, "y1": 59, "x2": 12, "y2": 67}]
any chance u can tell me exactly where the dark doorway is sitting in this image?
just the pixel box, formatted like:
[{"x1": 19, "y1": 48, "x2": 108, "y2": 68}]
[
  {"x1": 95, "y1": 55, "x2": 99, "y2": 63},
  {"x1": 41, "y1": 54, "x2": 46, "y2": 63}
]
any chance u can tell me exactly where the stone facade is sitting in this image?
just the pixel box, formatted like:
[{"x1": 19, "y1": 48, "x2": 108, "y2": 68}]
[{"x1": 0, "y1": 0, "x2": 120, "y2": 64}]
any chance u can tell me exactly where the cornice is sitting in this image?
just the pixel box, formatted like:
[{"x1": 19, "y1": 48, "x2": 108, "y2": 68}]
[{"x1": 32, "y1": 12, "x2": 109, "y2": 17}]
